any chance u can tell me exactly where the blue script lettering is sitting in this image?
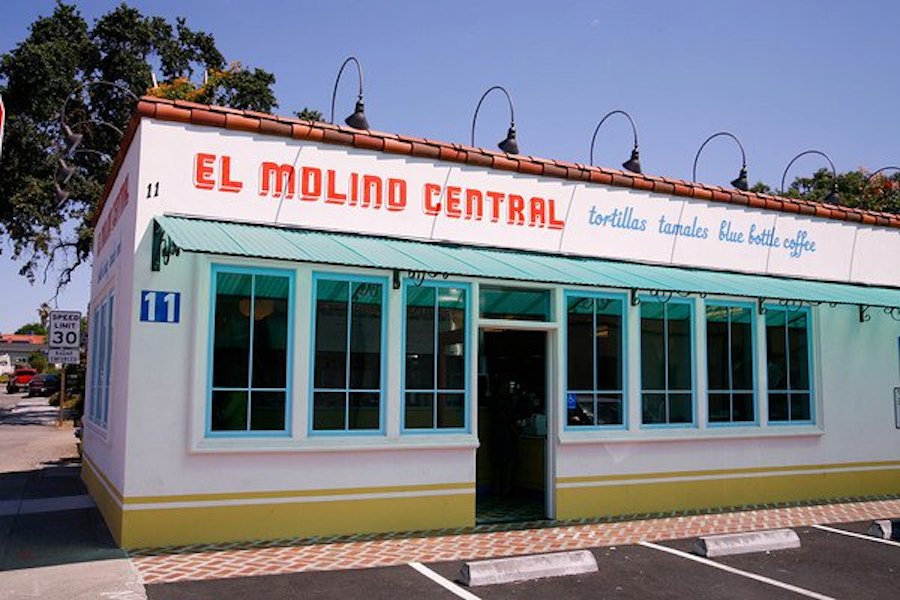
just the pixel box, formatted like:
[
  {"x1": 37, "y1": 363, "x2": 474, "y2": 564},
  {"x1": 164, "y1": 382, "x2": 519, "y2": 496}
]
[
  {"x1": 718, "y1": 220, "x2": 744, "y2": 244},
  {"x1": 658, "y1": 215, "x2": 709, "y2": 239},
  {"x1": 588, "y1": 205, "x2": 647, "y2": 231},
  {"x1": 783, "y1": 230, "x2": 816, "y2": 258},
  {"x1": 748, "y1": 224, "x2": 780, "y2": 248}
]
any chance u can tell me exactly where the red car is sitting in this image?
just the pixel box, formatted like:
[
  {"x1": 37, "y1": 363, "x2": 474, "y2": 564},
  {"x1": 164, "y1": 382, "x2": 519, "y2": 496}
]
[{"x1": 6, "y1": 367, "x2": 37, "y2": 393}]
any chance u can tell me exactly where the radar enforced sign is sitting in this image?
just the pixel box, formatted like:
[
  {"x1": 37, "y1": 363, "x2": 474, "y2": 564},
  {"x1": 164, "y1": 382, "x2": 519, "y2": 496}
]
[{"x1": 48, "y1": 311, "x2": 81, "y2": 364}]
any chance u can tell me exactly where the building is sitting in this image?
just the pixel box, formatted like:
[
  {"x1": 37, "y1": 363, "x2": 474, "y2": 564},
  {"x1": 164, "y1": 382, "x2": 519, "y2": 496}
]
[
  {"x1": 0, "y1": 334, "x2": 47, "y2": 374},
  {"x1": 81, "y1": 96, "x2": 900, "y2": 549}
]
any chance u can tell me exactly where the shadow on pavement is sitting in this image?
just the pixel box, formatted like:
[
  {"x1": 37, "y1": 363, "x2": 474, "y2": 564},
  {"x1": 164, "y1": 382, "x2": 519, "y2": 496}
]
[{"x1": 0, "y1": 458, "x2": 125, "y2": 571}]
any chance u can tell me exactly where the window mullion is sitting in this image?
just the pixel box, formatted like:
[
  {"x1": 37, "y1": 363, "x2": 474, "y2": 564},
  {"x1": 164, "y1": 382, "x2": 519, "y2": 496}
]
[
  {"x1": 663, "y1": 303, "x2": 670, "y2": 423},
  {"x1": 345, "y1": 284, "x2": 353, "y2": 431},
  {"x1": 592, "y1": 299, "x2": 598, "y2": 425},
  {"x1": 784, "y1": 314, "x2": 791, "y2": 421},
  {"x1": 246, "y1": 275, "x2": 257, "y2": 431},
  {"x1": 433, "y1": 291, "x2": 439, "y2": 429},
  {"x1": 727, "y1": 310, "x2": 734, "y2": 422}
]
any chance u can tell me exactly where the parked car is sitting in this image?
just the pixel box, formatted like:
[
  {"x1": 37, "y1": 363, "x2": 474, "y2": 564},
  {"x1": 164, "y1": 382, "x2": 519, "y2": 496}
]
[
  {"x1": 6, "y1": 367, "x2": 37, "y2": 393},
  {"x1": 27, "y1": 373, "x2": 61, "y2": 397}
]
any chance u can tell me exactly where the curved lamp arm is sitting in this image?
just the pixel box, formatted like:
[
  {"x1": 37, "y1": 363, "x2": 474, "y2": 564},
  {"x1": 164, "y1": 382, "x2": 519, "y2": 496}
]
[
  {"x1": 59, "y1": 80, "x2": 139, "y2": 126},
  {"x1": 589, "y1": 110, "x2": 639, "y2": 166},
  {"x1": 779, "y1": 149, "x2": 837, "y2": 197},
  {"x1": 692, "y1": 131, "x2": 748, "y2": 190},
  {"x1": 330, "y1": 56, "x2": 366, "y2": 126},
  {"x1": 470, "y1": 85, "x2": 517, "y2": 153},
  {"x1": 863, "y1": 166, "x2": 900, "y2": 187}
]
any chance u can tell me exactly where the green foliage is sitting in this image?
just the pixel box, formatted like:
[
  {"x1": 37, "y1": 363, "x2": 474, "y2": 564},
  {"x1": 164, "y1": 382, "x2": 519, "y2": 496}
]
[
  {"x1": 0, "y1": 1, "x2": 279, "y2": 291},
  {"x1": 294, "y1": 108, "x2": 324, "y2": 122},
  {"x1": 28, "y1": 350, "x2": 48, "y2": 372},
  {"x1": 781, "y1": 168, "x2": 900, "y2": 213},
  {"x1": 15, "y1": 322, "x2": 47, "y2": 335}
]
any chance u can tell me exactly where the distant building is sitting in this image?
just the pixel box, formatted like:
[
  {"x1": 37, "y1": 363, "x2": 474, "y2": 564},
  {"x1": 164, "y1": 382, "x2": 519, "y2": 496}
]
[{"x1": 0, "y1": 334, "x2": 47, "y2": 372}]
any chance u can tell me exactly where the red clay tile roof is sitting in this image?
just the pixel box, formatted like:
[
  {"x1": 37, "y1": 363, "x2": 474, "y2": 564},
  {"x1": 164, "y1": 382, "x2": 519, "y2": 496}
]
[{"x1": 93, "y1": 95, "x2": 900, "y2": 230}]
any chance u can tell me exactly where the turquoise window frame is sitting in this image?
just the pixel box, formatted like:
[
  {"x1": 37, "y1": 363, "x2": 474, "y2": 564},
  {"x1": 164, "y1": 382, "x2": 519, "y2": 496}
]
[
  {"x1": 401, "y1": 279, "x2": 472, "y2": 434},
  {"x1": 639, "y1": 296, "x2": 697, "y2": 428},
  {"x1": 206, "y1": 264, "x2": 295, "y2": 438},
  {"x1": 563, "y1": 290, "x2": 628, "y2": 431},
  {"x1": 764, "y1": 305, "x2": 815, "y2": 425},
  {"x1": 309, "y1": 272, "x2": 388, "y2": 436},
  {"x1": 88, "y1": 293, "x2": 114, "y2": 429},
  {"x1": 704, "y1": 300, "x2": 759, "y2": 427}
]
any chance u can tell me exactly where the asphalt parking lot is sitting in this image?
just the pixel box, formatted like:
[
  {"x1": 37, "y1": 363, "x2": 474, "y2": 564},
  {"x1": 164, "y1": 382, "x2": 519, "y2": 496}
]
[{"x1": 145, "y1": 519, "x2": 898, "y2": 600}]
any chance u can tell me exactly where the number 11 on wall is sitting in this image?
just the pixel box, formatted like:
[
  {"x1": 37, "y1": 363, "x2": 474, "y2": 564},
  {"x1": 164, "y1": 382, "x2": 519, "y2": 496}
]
[{"x1": 141, "y1": 290, "x2": 181, "y2": 323}]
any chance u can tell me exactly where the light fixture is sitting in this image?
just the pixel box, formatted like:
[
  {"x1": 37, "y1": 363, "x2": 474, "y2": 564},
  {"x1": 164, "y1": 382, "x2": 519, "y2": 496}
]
[
  {"x1": 238, "y1": 298, "x2": 276, "y2": 321},
  {"x1": 470, "y1": 85, "x2": 519, "y2": 154},
  {"x1": 54, "y1": 182, "x2": 70, "y2": 205},
  {"x1": 330, "y1": 56, "x2": 369, "y2": 130},
  {"x1": 779, "y1": 150, "x2": 839, "y2": 204},
  {"x1": 862, "y1": 166, "x2": 900, "y2": 201},
  {"x1": 589, "y1": 110, "x2": 642, "y2": 173},
  {"x1": 57, "y1": 158, "x2": 76, "y2": 184},
  {"x1": 692, "y1": 131, "x2": 749, "y2": 191}
]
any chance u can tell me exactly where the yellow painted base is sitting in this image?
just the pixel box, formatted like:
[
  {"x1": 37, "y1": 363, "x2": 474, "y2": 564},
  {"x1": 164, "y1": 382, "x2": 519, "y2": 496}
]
[
  {"x1": 81, "y1": 458, "x2": 124, "y2": 544},
  {"x1": 556, "y1": 464, "x2": 900, "y2": 520},
  {"x1": 119, "y1": 492, "x2": 474, "y2": 549}
]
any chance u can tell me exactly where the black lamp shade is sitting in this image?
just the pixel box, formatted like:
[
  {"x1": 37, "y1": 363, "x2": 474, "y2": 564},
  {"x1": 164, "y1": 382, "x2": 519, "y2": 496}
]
[
  {"x1": 622, "y1": 148, "x2": 642, "y2": 174},
  {"x1": 344, "y1": 100, "x2": 369, "y2": 130},
  {"x1": 825, "y1": 186, "x2": 840, "y2": 204},
  {"x1": 731, "y1": 166, "x2": 749, "y2": 191},
  {"x1": 498, "y1": 125, "x2": 519, "y2": 154}
]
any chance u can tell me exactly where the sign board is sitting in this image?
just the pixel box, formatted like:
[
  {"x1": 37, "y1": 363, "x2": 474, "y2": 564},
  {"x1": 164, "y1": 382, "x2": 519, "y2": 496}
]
[
  {"x1": 48, "y1": 310, "x2": 82, "y2": 348},
  {"x1": 140, "y1": 290, "x2": 181, "y2": 323},
  {"x1": 48, "y1": 348, "x2": 79, "y2": 365},
  {"x1": 0, "y1": 93, "x2": 5, "y2": 162}
]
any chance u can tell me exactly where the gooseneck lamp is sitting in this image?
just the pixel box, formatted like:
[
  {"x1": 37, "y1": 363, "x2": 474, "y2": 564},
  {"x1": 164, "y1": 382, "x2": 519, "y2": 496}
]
[
  {"x1": 330, "y1": 56, "x2": 369, "y2": 130},
  {"x1": 589, "y1": 110, "x2": 642, "y2": 173},
  {"x1": 780, "y1": 150, "x2": 840, "y2": 204},
  {"x1": 470, "y1": 86, "x2": 519, "y2": 154},
  {"x1": 863, "y1": 166, "x2": 900, "y2": 192},
  {"x1": 692, "y1": 131, "x2": 749, "y2": 191}
]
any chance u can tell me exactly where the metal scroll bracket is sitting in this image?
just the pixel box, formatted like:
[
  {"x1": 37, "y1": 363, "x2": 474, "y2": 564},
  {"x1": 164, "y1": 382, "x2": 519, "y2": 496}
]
[{"x1": 151, "y1": 220, "x2": 181, "y2": 272}]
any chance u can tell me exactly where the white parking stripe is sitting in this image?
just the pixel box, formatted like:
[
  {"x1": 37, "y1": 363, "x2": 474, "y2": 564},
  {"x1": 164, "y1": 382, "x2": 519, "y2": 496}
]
[
  {"x1": 640, "y1": 541, "x2": 835, "y2": 600},
  {"x1": 812, "y1": 524, "x2": 900, "y2": 547},
  {"x1": 408, "y1": 562, "x2": 482, "y2": 600}
]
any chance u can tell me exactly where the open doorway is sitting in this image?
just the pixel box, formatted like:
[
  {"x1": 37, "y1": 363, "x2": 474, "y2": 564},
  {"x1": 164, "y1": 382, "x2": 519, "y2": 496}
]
[{"x1": 476, "y1": 329, "x2": 547, "y2": 523}]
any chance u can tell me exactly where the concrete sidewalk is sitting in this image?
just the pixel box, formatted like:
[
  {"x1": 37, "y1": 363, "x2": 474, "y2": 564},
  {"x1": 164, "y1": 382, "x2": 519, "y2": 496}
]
[{"x1": 0, "y1": 394, "x2": 146, "y2": 600}]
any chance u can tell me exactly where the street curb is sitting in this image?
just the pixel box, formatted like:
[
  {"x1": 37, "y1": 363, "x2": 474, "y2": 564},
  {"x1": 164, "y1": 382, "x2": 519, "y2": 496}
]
[
  {"x1": 867, "y1": 519, "x2": 900, "y2": 540},
  {"x1": 692, "y1": 528, "x2": 801, "y2": 557},
  {"x1": 459, "y1": 550, "x2": 598, "y2": 586}
]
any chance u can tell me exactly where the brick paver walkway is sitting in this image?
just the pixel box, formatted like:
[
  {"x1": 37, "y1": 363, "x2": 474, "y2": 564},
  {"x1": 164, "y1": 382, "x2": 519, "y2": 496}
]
[{"x1": 130, "y1": 498, "x2": 900, "y2": 584}]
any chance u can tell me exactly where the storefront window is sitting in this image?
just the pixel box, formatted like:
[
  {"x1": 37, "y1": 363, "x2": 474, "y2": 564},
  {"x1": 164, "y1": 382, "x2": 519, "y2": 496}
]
[
  {"x1": 766, "y1": 306, "x2": 812, "y2": 423},
  {"x1": 88, "y1": 292, "x2": 114, "y2": 429},
  {"x1": 311, "y1": 275, "x2": 385, "y2": 433},
  {"x1": 706, "y1": 303, "x2": 756, "y2": 424},
  {"x1": 209, "y1": 267, "x2": 292, "y2": 435},
  {"x1": 565, "y1": 293, "x2": 625, "y2": 428},
  {"x1": 479, "y1": 286, "x2": 551, "y2": 321},
  {"x1": 641, "y1": 299, "x2": 694, "y2": 425},
  {"x1": 403, "y1": 282, "x2": 468, "y2": 431}
]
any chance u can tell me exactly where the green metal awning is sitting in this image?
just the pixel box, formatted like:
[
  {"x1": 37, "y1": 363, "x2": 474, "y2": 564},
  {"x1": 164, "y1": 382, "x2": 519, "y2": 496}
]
[{"x1": 152, "y1": 215, "x2": 900, "y2": 315}]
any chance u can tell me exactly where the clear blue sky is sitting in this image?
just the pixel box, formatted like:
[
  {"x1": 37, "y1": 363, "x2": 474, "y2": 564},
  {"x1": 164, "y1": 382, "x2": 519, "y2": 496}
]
[{"x1": 2, "y1": 0, "x2": 899, "y2": 331}]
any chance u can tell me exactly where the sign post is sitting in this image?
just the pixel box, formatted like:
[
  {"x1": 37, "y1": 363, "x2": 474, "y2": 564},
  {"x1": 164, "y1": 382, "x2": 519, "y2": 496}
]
[{"x1": 48, "y1": 310, "x2": 81, "y2": 425}]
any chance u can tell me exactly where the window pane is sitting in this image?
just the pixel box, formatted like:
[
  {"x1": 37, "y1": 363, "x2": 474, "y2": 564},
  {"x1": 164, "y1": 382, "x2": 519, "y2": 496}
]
[
  {"x1": 667, "y1": 304, "x2": 692, "y2": 391},
  {"x1": 314, "y1": 280, "x2": 348, "y2": 389},
  {"x1": 706, "y1": 310, "x2": 729, "y2": 391},
  {"x1": 437, "y1": 393, "x2": 465, "y2": 428},
  {"x1": 597, "y1": 393, "x2": 623, "y2": 426},
  {"x1": 787, "y1": 312, "x2": 809, "y2": 390},
  {"x1": 766, "y1": 309, "x2": 787, "y2": 390},
  {"x1": 349, "y1": 391, "x2": 380, "y2": 430},
  {"x1": 479, "y1": 286, "x2": 551, "y2": 321},
  {"x1": 250, "y1": 391, "x2": 285, "y2": 431},
  {"x1": 641, "y1": 303, "x2": 665, "y2": 390},
  {"x1": 730, "y1": 309, "x2": 754, "y2": 391},
  {"x1": 349, "y1": 282, "x2": 382, "y2": 390},
  {"x1": 669, "y1": 393, "x2": 692, "y2": 423},
  {"x1": 437, "y1": 288, "x2": 466, "y2": 390},
  {"x1": 596, "y1": 299, "x2": 622, "y2": 391},
  {"x1": 405, "y1": 392, "x2": 434, "y2": 429},
  {"x1": 566, "y1": 297, "x2": 594, "y2": 391},
  {"x1": 708, "y1": 393, "x2": 731, "y2": 422},
  {"x1": 732, "y1": 393, "x2": 754, "y2": 422},
  {"x1": 213, "y1": 272, "x2": 251, "y2": 388},
  {"x1": 769, "y1": 392, "x2": 788, "y2": 421},
  {"x1": 567, "y1": 392, "x2": 595, "y2": 426},
  {"x1": 405, "y1": 286, "x2": 435, "y2": 390},
  {"x1": 313, "y1": 391, "x2": 345, "y2": 430},
  {"x1": 642, "y1": 393, "x2": 666, "y2": 424},
  {"x1": 789, "y1": 393, "x2": 811, "y2": 421},
  {"x1": 211, "y1": 390, "x2": 248, "y2": 431},
  {"x1": 251, "y1": 275, "x2": 290, "y2": 389}
]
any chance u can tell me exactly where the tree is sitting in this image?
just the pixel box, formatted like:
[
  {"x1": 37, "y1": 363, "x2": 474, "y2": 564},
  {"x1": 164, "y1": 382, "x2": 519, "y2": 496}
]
[
  {"x1": 28, "y1": 351, "x2": 48, "y2": 373},
  {"x1": 0, "y1": 2, "x2": 284, "y2": 293},
  {"x1": 15, "y1": 322, "x2": 47, "y2": 335},
  {"x1": 752, "y1": 169, "x2": 900, "y2": 214}
]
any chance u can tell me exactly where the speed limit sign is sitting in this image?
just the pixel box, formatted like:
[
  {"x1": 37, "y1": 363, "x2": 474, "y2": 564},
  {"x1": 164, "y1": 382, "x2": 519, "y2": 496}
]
[{"x1": 49, "y1": 310, "x2": 82, "y2": 348}]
